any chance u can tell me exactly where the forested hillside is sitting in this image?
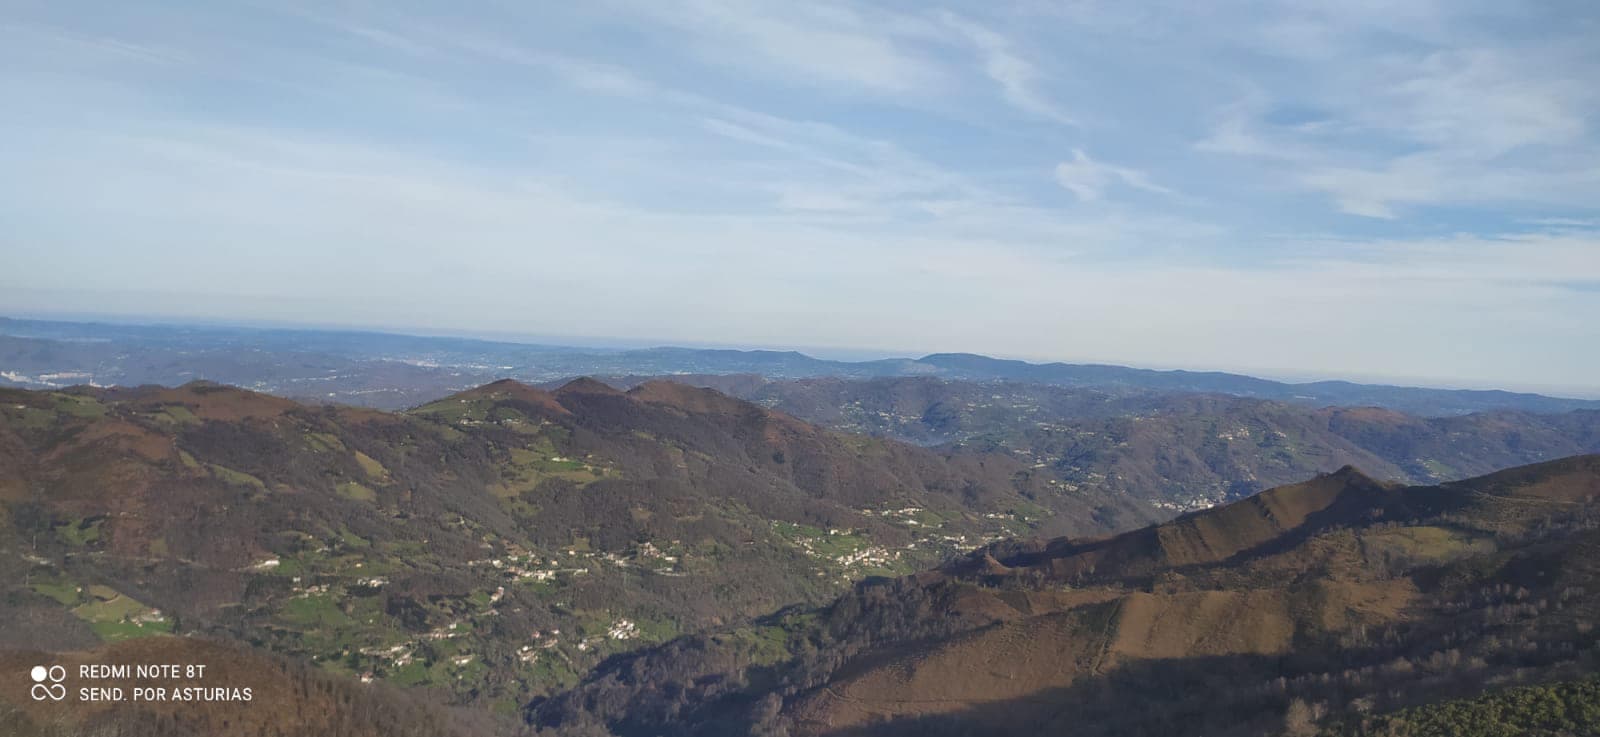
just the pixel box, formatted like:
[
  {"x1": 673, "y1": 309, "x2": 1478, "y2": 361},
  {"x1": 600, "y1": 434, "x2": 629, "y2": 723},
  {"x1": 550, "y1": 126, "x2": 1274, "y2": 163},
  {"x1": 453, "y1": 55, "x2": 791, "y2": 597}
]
[
  {"x1": 0, "y1": 378, "x2": 1146, "y2": 717},
  {"x1": 531, "y1": 455, "x2": 1600, "y2": 736},
  {"x1": 7, "y1": 379, "x2": 1598, "y2": 736},
  {"x1": 636, "y1": 375, "x2": 1600, "y2": 510}
]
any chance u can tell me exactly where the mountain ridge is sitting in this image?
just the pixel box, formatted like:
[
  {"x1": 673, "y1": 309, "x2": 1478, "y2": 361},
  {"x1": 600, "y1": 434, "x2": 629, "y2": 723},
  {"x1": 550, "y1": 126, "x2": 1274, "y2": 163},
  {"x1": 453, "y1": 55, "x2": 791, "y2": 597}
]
[
  {"x1": 0, "y1": 377, "x2": 1149, "y2": 716},
  {"x1": 7, "y1": 375, "x2": 1600, "y2": 736},
  {"x1": 588, "y1": 375, "x2": 1600, "y2": 511},
  {"x1": 5, "y1": 316, "x2": 1598, "y2": 415},
  {"x1": 530, "y1": 454, "x2": 1600, "y2": 736}
]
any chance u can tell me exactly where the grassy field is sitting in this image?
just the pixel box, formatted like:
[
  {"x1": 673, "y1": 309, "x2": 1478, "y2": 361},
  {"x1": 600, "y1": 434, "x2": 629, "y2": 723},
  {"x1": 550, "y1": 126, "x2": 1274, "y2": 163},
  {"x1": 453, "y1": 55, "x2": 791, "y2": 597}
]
[
  {"x1": 53, "y1": 394, "x2": 107, "y2": 418},
  {"x1": 209, "y1": 462, "x2": 266, "y2": 489},
  {"x1": 1361, "y1": 526, "x2": 1496, "y2": 568},
  {"x1": 54, "y1": 516, "x2": 103, "y2": 546},
  {"x1": 337, "y1": 481, "x2": 377, "y2": 501},
  {"x1": 353, "y1": 450, "x2": 390, "y2": 481},
  {"x1": 46, "y1": 583, "x2": 178, "y2": 642}
]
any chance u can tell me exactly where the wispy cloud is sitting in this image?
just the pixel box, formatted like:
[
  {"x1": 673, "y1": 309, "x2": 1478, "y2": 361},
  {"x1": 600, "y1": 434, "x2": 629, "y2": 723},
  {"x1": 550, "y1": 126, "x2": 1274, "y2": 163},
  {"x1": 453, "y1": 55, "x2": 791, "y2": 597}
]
[
  {"x1": 1191, "y1": 9, "x2": 1600, "y2": 219},
  {"x1": 1054, "y1": 149, "x2": 1171, "y2": 201},
  {"x1": 940, "y1": 13, "x2": 1074, "y2": 124},
  {"x1": 597, "y1": 0, "x2": 945, "y2": 94},
  {"x1": 2, "y1": 0, "x2": 1598, "y2": 389}
]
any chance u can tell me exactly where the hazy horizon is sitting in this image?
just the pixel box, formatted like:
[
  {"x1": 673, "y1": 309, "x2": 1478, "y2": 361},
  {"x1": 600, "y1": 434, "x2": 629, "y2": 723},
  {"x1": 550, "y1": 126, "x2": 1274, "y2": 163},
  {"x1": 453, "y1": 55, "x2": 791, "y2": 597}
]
[
  {"x1": 6, "y1": 309, "x2": 1600, "y2": 400},
  {"x1": 4, "y1": 2, "x2": 1598, "y2": 392}
]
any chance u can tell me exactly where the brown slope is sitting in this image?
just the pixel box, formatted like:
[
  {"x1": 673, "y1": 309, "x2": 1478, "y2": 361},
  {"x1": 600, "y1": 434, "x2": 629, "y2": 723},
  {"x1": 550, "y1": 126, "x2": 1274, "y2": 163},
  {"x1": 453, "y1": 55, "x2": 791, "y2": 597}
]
[
  {"x1": 1444, "y1": 452, "x2": 1600, "y2": 502},
  {"x1": 454, "y1": 376, "x2": 572, "y2": 415},
  {"x1": 970, "y1": 454, "x2": 1600, "y2": 591},
  {"x1": 5, "y1": 378, "x2": 1152, "y2": 715},
  {"x1": 657, "y1": 375, "x2": 1600, "y2": 508},
  {"x1": 530, "y1": 455, "x2": 1600, "y2": 737},
  {"x1": 959, "y1": 465, "x2": 1396, "y2": 585},
  {"x1": 107, "y1": 380, "x2": 301, "y2": 421},
  {"x1": 782, "y1": 580, "x2": 1422, "y2": 736},
  {"x1": 464, "y1": 378, "x2": 1141, "y2": 526},
  {"x1": 554, "y1": 376, "x2": 627, "y2": 397},
  {"x1": 629, "y1": 379, "x2": 769, "y2": 417},
  {"x1": 780, "y1": 455, "x2": 1600, "y2": 736}
]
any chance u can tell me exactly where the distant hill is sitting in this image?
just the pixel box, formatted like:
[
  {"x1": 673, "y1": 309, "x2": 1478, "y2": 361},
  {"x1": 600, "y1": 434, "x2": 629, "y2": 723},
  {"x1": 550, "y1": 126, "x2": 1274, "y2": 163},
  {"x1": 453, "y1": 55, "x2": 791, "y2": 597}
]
[
  {"x1": 4, "y1": 316, "x2": 1597, "y2": 416},
  {"x1": 531, "y1": 455, "x2": 1600, "y2": 737},
  {"x1": 0, "y1": 379, "x2": 1147, "y2": 715},
  {"x1": 592, "y1": 375, "x2": 1600, "y2": 509}
]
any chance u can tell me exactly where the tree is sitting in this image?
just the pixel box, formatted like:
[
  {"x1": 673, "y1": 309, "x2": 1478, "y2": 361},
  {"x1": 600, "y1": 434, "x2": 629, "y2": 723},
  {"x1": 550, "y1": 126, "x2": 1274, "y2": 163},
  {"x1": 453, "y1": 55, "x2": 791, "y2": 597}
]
[{"x1": 1285, "y1": 698, "x2": 1319, "y2": 737}]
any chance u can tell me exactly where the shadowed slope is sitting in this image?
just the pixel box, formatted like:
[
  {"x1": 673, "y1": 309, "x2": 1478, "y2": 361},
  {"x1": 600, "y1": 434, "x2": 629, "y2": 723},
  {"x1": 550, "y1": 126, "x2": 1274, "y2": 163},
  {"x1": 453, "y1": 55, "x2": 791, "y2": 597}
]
[{"x1": 530, "y1": 455, "x2": 1600, "y2": 737}]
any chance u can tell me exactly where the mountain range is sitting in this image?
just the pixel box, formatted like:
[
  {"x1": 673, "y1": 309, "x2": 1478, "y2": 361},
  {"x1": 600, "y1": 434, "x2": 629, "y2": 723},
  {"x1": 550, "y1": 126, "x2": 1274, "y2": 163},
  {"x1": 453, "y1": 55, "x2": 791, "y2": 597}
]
[
  {"x1": 3, "y1": 377, "x2": 1600, "y2": 735},
  {"x1": 4, "y1": 317, "x2": 1598, "y2": 416},
  {"x1": 588, "y1": 375, "x2": 1600, "y2": 510},
  {"x1": 0, "y1": 378, "x2": 1147, "y2": 730},
  {"x1": 533, "y1": 455, "x2": 1600, "y2": 736}
]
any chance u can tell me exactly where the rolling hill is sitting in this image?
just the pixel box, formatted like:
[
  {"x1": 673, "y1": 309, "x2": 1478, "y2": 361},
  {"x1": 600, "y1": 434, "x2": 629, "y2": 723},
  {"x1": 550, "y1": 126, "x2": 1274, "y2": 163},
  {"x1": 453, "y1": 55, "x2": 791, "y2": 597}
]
[
  {"x1": 6, "y1": 316, "x2": 1598, "y2": 416},
  {"x1": 0, "y1": 378, "x2": 1148, "y2": 719},
  {"x1": 595, "y1": 375, "x2": 1600, "y2": 510},
  {"x1": 7, "y1": 376, "x2": 1599, "y2": 736},
  {"x1": 530, "y1": 455, "x2": 1600, "y2": 737}
]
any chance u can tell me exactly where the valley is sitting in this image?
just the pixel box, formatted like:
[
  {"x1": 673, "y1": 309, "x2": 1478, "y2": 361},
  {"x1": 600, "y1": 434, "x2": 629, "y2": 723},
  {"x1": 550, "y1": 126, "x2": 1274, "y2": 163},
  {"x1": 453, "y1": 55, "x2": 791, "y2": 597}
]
[
  {"x1": 611, "y1": 375, "x2": 1600, "y2": 510},
  {"x1": 4, "y1": 379, "x2": 1600, "y2": 735},
  {"x1": 532, "y1": 455, "x2": 1600, "y2": 736},
  {"x1": 0, "y1": 378, "x2": 1137, "y2": 727}
]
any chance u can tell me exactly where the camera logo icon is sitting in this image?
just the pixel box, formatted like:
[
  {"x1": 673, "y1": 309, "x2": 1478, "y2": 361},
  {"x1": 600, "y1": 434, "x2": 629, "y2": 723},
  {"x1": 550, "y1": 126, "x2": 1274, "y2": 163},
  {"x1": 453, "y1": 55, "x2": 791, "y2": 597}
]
[{"x1": 31, "y1": 665, "x2": 67, "y2": 701}]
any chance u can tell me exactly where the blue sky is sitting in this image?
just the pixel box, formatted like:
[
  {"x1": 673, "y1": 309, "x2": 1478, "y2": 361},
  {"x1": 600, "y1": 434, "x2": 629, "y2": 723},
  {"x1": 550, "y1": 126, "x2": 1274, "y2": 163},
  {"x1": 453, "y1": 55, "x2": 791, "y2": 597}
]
[{"x1": 2, "y1": 1, "x2": 1598, "y2": 392}]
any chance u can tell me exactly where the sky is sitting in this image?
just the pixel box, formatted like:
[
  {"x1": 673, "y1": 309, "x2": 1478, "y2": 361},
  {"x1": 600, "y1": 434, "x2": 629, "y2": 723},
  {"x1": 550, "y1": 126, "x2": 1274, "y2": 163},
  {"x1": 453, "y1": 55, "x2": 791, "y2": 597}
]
[{"x1": 1, "y1": 1, "x2": 1598, "y2": 393}]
